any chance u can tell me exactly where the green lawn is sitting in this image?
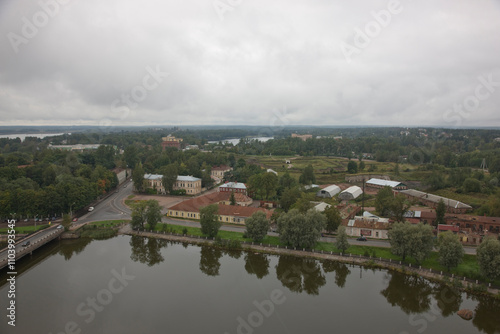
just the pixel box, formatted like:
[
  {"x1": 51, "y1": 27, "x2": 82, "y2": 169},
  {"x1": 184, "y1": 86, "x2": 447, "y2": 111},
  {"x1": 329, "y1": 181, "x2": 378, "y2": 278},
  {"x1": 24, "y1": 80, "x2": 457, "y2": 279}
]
[
  {"x1": 140, "y1": 222, "x2": 495, "y2": 284},
  {"x1": 0, "y1": 224, "x2": 49, "y2": 234},
  {"x1": 87, "y1": 220, "x2": 128, "y2": 228}
]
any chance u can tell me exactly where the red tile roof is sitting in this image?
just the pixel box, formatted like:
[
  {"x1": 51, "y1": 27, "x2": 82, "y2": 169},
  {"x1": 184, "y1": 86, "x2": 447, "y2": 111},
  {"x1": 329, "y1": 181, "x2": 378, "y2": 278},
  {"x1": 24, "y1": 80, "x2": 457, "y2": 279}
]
[{"x1": 169, "y1": 192, "x2": 270, "y2": 218}]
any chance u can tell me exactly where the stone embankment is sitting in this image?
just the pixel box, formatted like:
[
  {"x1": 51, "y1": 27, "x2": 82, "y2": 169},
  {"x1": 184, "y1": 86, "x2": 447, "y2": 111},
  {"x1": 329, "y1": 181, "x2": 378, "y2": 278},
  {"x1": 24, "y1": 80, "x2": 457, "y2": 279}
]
[{"x1": 119, "y1": 227, "x2": 499, "y2": 296}]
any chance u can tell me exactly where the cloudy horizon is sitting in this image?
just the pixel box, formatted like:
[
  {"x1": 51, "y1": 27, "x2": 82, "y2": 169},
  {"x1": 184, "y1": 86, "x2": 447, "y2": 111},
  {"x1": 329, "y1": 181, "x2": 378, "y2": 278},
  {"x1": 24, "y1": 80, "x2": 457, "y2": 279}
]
[{"x1": 1, "y1": 0, "x2": 499, "y2": 128}]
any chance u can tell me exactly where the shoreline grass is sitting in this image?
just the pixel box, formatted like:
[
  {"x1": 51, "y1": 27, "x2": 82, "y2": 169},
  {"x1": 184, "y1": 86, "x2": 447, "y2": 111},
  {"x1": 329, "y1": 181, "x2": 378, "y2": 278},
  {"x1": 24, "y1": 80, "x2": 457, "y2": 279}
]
[{"x1": 143, "y1": 222, "x2": 495, "y2": 284}]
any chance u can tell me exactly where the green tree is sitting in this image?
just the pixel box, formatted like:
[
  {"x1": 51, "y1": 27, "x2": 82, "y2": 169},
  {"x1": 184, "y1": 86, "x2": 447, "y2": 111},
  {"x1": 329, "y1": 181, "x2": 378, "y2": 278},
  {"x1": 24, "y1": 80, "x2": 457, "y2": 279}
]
[
  {"x1": 131, "y1": 200, "x2": 148, "y2": 230},
  {"x1": 299, "y1": 164, "x2": 316, "y2": 185},
  {"x1": 62, "y1": 213, "x2": 72, "y2": 230},
  {"x1": 200, "y1": 204, "x2": 220, "y2": 238},
  {"x1": 477, "y1": 236, "x2": 500, "y2": 281},
  {"x1": 277, "y1": 209, "x2": 325, "y2": 249},
  {"x1": 335, "y1": 226, "x2": 350, "y2": 255},
  {"x1": 426, "y1": 171, "x2": 446, "y2": 190},
  {"x1": 229, "y1": 191, "x2": 236, "y2": 205},
  {"x1": 324, "y1": 205, "x2": 342, "y2": 233},
  {"x1": 279, "y1": 171, "x2": 297, "y2": 190},
  {"x1": 463, "y1": 177, "x2": 481, "y2": 193},
  {"x1": 347, "y1": 160, "x2": 358, "y2": 174},
  {"x1": 146, "y1": 200, "x2": 163, "y2": 230},
  {"x1": 435, "y1": 199, "x2": 446, "y2": 226},
  {"x1": 161, "y1": 163, "x2": 178, "y2": 194},
  {"x1": 437, "y1": 231, "x2": 464, "y2": 271},
  {"x1": 375, "y1": 186, "x2": 394, "y2": 217},
  {"x1": 245, "y1": 211, "x2": 269, "y2": 242},
  {"x1": 132, "y1": 162, "x2": 145, "y2": 193},
  {"x1": 291, "y1": 193, "x2": 314, "y2": 213},
  {"x1": 388, "y1": 222, "x2": 434, "y2": 264},
  {"x1": 124, "y1": 145, "x2": 139, "y2": 168},
  {"x1": 389, "y1": 194, "x2": 412, "y2": 223},
  {"x1": 279, "y1": 187, "x2": 300, "y2": 212},
  {"x1": 359, "y1": 161, "x2": 366, "y2": 171},
  {"x1": 260, "y1": 172, "x2": 279, "y2": 199}
]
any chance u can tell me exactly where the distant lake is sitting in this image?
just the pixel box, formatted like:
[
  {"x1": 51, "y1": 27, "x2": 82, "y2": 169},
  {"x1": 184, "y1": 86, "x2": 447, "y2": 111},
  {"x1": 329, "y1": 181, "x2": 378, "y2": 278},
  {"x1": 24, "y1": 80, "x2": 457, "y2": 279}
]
[
  {"x1": 0, "y1": 133, "x2": 65, "y2": 141},
  {"x1": 208, "y1": 136, "x2": 274, "y2": 145}
]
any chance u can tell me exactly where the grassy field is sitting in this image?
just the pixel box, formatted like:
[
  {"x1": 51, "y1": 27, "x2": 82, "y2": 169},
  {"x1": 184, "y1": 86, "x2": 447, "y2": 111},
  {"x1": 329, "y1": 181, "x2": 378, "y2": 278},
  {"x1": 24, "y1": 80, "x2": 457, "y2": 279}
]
[
  {"x1": 143, "y1": 222, "x2": 494, "y2": 284},
  {"x1": 245, "y1": 155, "x2": 416, "y2": 185},
  {"x1": 245, "y1": 155, "x2": 494, "y2": 210},
  {"x1": 0, "y1": 224, "x2": 49, "y2": 234}
]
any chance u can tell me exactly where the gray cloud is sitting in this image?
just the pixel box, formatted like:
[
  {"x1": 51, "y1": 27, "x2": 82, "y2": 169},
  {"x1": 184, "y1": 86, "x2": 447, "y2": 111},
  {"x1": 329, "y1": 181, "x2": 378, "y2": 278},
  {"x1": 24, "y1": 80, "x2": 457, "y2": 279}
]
[{"x1": 0, "y1": 0, "x2": 499, "y2": 127}]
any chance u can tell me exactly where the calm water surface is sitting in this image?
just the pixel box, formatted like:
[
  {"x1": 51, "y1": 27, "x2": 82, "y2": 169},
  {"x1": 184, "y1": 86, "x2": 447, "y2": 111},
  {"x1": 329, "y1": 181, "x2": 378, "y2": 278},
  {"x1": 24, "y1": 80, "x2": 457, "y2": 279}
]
[{"x1": 1, "y1": 235, "x2": 499, "y2": 334}]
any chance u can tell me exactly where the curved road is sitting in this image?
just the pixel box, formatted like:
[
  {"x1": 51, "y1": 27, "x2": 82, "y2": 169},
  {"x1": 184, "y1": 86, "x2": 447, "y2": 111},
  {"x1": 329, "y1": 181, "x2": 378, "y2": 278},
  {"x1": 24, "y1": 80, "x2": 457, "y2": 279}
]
[{"x1": 75, "y1": 181, "x2": 478, "y2": 255}]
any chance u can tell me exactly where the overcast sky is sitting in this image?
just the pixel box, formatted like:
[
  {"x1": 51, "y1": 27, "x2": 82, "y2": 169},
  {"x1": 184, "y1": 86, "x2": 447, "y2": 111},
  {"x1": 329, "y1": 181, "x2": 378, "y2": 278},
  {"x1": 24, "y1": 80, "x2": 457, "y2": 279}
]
[{"x1": 1, "y1": 0, "x2": 499, "y2": 128}]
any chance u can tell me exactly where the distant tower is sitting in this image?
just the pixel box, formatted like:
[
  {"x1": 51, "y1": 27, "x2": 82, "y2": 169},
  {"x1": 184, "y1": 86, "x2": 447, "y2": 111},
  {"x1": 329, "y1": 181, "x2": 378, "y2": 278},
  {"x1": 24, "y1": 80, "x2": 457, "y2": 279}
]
[{"x1": 480, "y1": 158, "x2": 487, "y2": 172}]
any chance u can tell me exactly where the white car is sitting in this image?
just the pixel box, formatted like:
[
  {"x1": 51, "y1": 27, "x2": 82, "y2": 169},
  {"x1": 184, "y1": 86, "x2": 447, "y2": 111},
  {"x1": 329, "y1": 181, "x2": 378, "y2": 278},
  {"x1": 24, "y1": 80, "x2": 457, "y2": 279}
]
[{"x1": 88, "y1": 207, "x2": 94, "y2": 212}]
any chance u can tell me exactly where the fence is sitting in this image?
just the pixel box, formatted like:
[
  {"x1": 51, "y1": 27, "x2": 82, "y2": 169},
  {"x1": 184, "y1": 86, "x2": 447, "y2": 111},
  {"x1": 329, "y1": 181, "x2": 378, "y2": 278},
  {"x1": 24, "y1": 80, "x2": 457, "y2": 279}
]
[{"x1": 138, "y1": 228, "x2": 500, "y2": 291}]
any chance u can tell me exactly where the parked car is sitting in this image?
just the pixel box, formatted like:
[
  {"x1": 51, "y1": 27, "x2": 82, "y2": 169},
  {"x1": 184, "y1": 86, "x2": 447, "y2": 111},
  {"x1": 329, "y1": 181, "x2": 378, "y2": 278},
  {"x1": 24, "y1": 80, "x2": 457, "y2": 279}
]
[
  {"x1": 22, "y1": 241, "x2": 31, "y2": 247},
  {"x1": 57, "y1": 225, "x2": 64, "y2": 229},
  {"x1": 88, "y1": 207, "x2": 94, "y2": 212},
  {"x1": 72, "y1": 218, "x2": 78, "y2": 222},
  {"x1": 357, "y1": 236, "x2": 367, "y2": 241}
]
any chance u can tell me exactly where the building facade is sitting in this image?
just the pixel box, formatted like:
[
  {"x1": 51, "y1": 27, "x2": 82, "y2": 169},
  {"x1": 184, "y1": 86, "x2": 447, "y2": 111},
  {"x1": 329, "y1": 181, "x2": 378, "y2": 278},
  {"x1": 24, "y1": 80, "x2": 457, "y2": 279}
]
[
  {"x1": 161, "y1": 136, "x2": 182, "y2": 150},
  {"x1": 211, "y1": 165, "x2": 232, "y2": 178},
  {"x1": 143, "y1": 174, "x2": 201, "y2": 195},
  {"x1": 218, "y1": 182, "x2": 247, "y2": 195}
]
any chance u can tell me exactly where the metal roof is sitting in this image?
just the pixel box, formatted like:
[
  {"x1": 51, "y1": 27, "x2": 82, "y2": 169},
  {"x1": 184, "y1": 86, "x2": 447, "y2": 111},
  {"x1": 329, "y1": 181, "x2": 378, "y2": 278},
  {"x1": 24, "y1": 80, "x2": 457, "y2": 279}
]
[
  {"x1": 366, "y1": 178, "x2": 405, "y2": 188},
  {"x1": 219, "y1": 182, "x2": 247, "y2": 189},
  {"x1": 319, "y1": 185, "x2": 341, "y2": 195},
  {"x1": 399, "y1": 189, "x2": 472, "y2": 209},
  {"x1": 144, "y1": 174, "x2": 163, "y2": 180},
  {"x1": 339, "y1": 186, "x2": 363, "y2": 199},
  {"x1": 144, "y1": 174, "x2": 201, "y2": 182},
  {"x1": 177, "y1": 175, "x2": 201, "y2": 182}
]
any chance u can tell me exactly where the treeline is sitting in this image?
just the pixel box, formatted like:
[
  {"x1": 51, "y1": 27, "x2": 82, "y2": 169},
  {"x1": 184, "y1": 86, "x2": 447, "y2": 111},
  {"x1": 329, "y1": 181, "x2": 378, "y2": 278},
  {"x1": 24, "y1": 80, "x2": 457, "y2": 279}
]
[{"x1": 0, "y1": 145, "x2": 119, "y2": 219}]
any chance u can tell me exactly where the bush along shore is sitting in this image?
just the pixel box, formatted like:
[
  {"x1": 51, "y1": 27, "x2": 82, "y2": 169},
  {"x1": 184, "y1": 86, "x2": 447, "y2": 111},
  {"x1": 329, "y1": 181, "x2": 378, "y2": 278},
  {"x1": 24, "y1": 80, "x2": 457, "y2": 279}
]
[
  {"x1": 125, "y1": 224, "x2": 500, "y2": 297},
  {"x1": 75, "y1": 220, "x2": 128, "y2": 240}
]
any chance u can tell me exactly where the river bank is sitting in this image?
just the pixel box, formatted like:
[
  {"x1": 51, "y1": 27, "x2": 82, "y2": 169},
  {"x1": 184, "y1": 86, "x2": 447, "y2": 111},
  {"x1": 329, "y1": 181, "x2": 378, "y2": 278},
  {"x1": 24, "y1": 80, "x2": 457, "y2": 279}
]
[{"x1": 119, "y1": 225, "x2": 499, "y2": 297}]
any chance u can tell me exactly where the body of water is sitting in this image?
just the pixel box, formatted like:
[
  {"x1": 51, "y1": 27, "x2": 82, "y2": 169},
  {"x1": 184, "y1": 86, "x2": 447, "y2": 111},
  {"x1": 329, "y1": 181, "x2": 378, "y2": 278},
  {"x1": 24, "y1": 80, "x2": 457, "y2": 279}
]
[
  {"x1": 208, "y1": 136, "x2": 274, "y2": 145},
  {"x1": 0, "y1": 133, "x2": 65, "y2": 141},
  {"x1": 1, "y1": 235, "x2": 499, "y2": 334}
]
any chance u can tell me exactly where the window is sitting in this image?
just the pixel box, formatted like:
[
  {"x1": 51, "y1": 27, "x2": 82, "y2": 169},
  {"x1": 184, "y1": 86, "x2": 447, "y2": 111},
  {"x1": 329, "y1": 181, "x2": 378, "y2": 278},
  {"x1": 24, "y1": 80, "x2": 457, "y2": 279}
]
[{"x1": 375, "y1": 232, "x2": 379, "y2": 237}]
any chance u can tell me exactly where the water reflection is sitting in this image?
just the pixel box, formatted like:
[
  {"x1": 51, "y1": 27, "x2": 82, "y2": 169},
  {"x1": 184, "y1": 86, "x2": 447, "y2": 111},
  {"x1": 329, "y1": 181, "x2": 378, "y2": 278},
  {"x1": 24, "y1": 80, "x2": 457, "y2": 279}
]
[
  {"x1": 381, "y1": 272, "x2": 433, "y2": 314},
  {"x1": 129, "y1": 235, "x2": 168, "y2": 267},
  {"x1": 433, "y1": 284, "x2": 462, "y2": 317},
  {"x1": 275, "y1": 256, "x2": 326, "y2": 295},
  {"x1": 244, "y1": 252, "x2": 270, "y2": 279},
  {"x1": 58, "y1": 238, "x2": 93, "y2": 260},
  {"x1": 472, "y1": 295, "x2": 500, "y2": 334},
  {"x1": 223, "y1": 249, "x2": 242, "y2": 260},
  {"x1": 322, "y1": 260, "x2": 351, "y2": 288},
  {"x1": 199, "y1": 245, "x2": 223, "y2": 276}
]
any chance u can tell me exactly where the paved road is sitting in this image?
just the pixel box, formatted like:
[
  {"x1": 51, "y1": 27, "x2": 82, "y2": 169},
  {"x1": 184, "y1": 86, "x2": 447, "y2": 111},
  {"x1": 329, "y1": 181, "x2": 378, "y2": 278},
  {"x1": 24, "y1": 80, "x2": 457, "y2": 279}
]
[
  {"x1": 73, "y1": 182, "x2": 478, "y2": 255},
  {"x1": 0, "y1": 225, "x2": 63, "y2": 268},
  {"x1": 160, "y1": 217, "x2": 477, "y2": 254},
  {"x1": 77, "y1": 179, "x2": 134, "y2": 223}
]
